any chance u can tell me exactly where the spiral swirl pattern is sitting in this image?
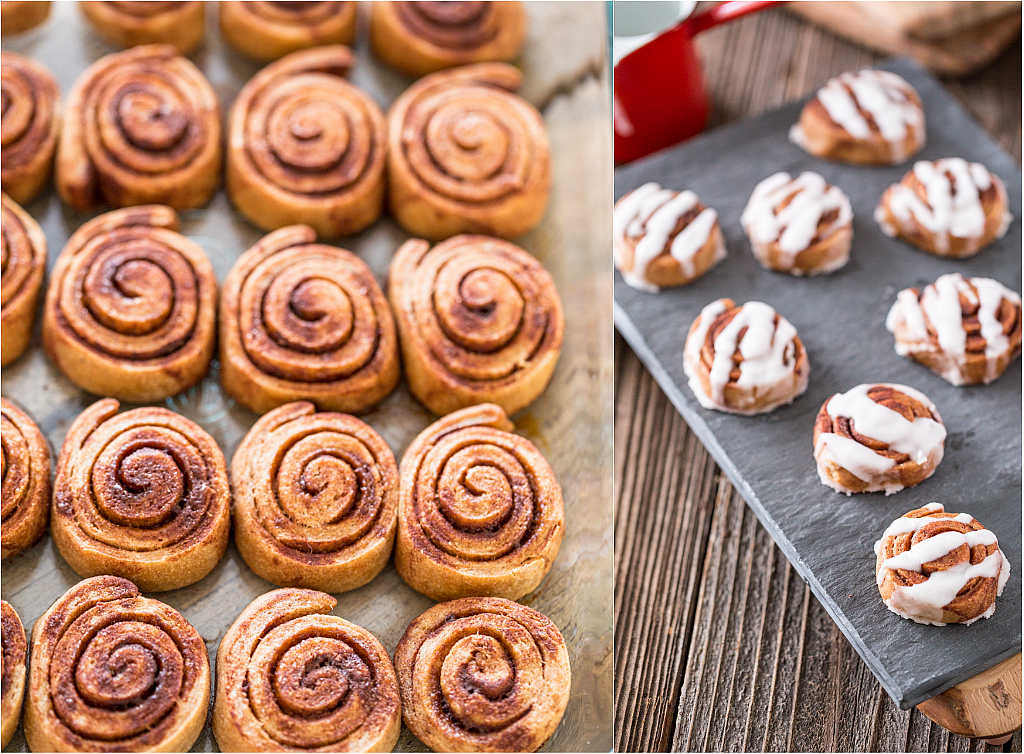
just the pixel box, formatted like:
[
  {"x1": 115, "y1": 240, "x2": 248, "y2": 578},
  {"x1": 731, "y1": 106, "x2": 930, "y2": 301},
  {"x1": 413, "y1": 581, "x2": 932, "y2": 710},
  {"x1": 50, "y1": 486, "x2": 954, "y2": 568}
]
[
  {"x1": 24, "y1": 576, "x2": 209, "y2": 752},
  {"x1": 80, "y1": 2, "x2": 206, "y2": 55},
  {"x1": 1, "y1": 193, "x2": 47, "y2": 366},
  {"x1": 213, "y1": 589, "x2": 400, "y2": 752},
  {"x1": 387, "y1": 63, "x2": 550, "y2": 240},
  {"x1": 220, "y1": 225, "x2": 399, "y2": 415},
  {"x1": 219, "y1": 1, "x2": 357, "y2": 61},
  {"x1": 227, "y1": 46, "x2": 386, "y2": 238},
  {"x1": 1, "y1": 398, "x2": 51, "y2": 560},
  {"x1": 396, "y1": 597, "x2": 570, "y2": 753},
  {"x1": 56, "y1": 44, "x2": 221, "y2": 211},
  {"x1": 1, "y1": 600, "x2": 26, "y2": 749},
  {"x1": 1, "y1": 52, "x2": 59, "y2": 204},
  {"x1": 52, "y1": 399, "x2": 230, "y2": 592}
]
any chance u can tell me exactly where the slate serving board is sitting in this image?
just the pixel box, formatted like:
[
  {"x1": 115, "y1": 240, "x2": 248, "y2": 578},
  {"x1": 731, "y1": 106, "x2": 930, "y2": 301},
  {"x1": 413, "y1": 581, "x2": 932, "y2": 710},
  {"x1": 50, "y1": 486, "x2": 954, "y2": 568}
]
[{"x1": 614, "y1": 57, "x2": 1022, "y2": 710}]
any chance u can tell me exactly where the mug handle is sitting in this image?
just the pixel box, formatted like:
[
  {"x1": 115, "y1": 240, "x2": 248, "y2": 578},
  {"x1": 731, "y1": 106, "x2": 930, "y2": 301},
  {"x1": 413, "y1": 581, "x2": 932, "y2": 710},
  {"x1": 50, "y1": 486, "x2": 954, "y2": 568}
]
[{"x1": 682, "y1": 0, "x2": 782, "y2": 37}]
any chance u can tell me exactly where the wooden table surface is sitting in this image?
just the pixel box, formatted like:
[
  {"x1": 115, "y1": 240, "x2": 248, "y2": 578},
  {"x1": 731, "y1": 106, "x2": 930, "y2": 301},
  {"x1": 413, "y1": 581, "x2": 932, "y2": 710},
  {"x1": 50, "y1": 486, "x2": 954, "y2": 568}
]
[{"x1": 613, "y1": 7, "x2": 1023, "y2": 753}]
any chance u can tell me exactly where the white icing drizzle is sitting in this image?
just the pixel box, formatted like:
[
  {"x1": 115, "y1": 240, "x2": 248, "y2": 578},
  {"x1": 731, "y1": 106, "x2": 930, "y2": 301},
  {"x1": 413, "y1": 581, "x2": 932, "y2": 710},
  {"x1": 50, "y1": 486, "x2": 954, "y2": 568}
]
[{"x1": 741, "y1": 171, "x2": 853, "y2": 258}]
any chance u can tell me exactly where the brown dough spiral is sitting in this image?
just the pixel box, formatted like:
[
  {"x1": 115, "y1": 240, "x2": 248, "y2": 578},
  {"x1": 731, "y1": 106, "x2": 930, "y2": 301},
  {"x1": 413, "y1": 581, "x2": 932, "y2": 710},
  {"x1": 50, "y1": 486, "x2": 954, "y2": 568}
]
[
  {"x1": 219, "y1": 1, "x2": 357, "y2": 62},
  {"x1": 1, "y1": 601, "x2": 27, "y2": 749},
  {"x1": 52, "y1": 398, "x2": 230, "y2": 592},
  {"x1": 231, "y1": 401, "x2": 399, "y2": 593},
  {"x1": 24, "y1": 576, "x2": 209, "y2": 753},
  {"x1": 1, "y1": 192, "x2": 47, "y2": 366},
  {"x1": 0, "y1": 1, "x2": 51, "y2": 36},
  {"x1": 227, "y1": 46, "x2": 386, "y2": 238},
  {"x1": 370, "y1": 1, "x2": 527, "y2": 78},
  {"x1": 1, "y1": 398, "x2": 51, "y2": 560},
  {"x1": 395, "y1": 597, "x2": 571, "y2": 753},
  {"x1": 56, "y1": 44, "x2": 221, "y2": 211},
  {"x1": 396, "y1": 403, "x2": 564, "y2": 602},
  {"x1": 220, "y1": 224, "x2": 400, "y2": 415},
  {"x1": 1, "y1": 52, "x2": 60, "y2": 205},
  {"x1": 387, "y1": 62, "x2": 551, "y2": 241},
  {"x1": 389, "y1": 235, "x2": 563, "y2": 416},
  {"x1": 79, "y1": 2, "x2": 206, "y2": 55},
  {"x1": 213, "y1": 588, "x2": 401, "y2": 753}
]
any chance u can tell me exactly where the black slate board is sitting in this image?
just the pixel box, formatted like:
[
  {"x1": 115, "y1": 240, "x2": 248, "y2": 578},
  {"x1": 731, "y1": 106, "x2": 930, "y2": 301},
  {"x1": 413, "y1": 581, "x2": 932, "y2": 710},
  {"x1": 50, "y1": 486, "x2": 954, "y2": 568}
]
[{"x1": 614, "y1": 58, "x2": 1022, "y2": 710}]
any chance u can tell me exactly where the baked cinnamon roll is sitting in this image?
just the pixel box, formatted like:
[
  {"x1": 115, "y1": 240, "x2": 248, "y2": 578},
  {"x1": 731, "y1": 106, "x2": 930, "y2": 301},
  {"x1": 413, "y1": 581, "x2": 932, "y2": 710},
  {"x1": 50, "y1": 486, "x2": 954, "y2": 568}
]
[
  {"x1": 42, "y1": 205, "x2": 217, "y2": 402},
  {"x1": 213, "y1": 589, "x2": 401, "y2": 753},
  {"x1": 0, "y1": 1, "x2": 51, "y2": 35},
  {"x1": 814, "y1": 384, "x2": 945, "y2": 495},
  {"x1": 614, "y1": 182, "x2": 726, "y2": 291},
  {"x1": 683, "y1": 299, "x2": 809, "y2": 415},
  {"x1": 1, "y1": 193, "x2": 47, "y2": 366},
  {"x1": 1, "y1": 53, "x2": 60, "y2": 204},
  {"x1": 24, "y1": 576, "x2": 209, "y2": 753},
  {"x1": 875, "y1": 158, "x2": 1012, "y2": 258},
  {"x1": 1, "y1": 398, "x2": 50, "y2": 560},
  {"x1": 220, "y1": 225, "x2": 400, "y2": 415},
  {"x1": 227, "y1": 46, "x2": 386, "y2": 238},
  {"x1": 887, "y1": 273, "x2": 1021, "y2": 386},
  {"x1": 52, "y1": 398, "x2": 231, "y2": 591},
  {"x1": 389, "y1": 235, "x2": 564, "y2": 415},
  {"x1": 387, "y1": 63, "x2": 550, "y2": 241},
  {"x1": 875, "y1": 503, "x2": 1010, "y2": 625},
  {"x1": 741, "y1": 171, "x2": 853, "y2": 276},
  {"x1": 790, "y1": 69, "x2": 925, "y2": 165},
  {"x1": 370, "y1": 1, "x2": 527, "y2": 78},
  {"x1": 57, "y1": 44, "x2": 221, "y2": 211},
  {"x1": 396, "y1": 403, "x2": 564, "y2": 602},
  {"x1": 395, "y1": 597, "x2": 571, "y2": 753},
  {"x1": 1, "y1": 601, "x2": 27, "y2": 748},
  {"x1": 79, "y1": 1, "x2": 206, "y2": 54},
  {"x1": 219, "y1": 1, "x2": 357, "y2": 62},
  {"x1": 231, "y1": 402, "x2": 399, "y2": 593}
]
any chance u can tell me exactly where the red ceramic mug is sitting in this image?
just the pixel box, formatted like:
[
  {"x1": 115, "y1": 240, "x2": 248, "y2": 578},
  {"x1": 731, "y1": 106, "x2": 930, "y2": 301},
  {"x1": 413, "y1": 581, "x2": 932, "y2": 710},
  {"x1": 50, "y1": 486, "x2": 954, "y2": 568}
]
[{"x1": 614, "y1": 0, "x2": 779, "y2": 165}]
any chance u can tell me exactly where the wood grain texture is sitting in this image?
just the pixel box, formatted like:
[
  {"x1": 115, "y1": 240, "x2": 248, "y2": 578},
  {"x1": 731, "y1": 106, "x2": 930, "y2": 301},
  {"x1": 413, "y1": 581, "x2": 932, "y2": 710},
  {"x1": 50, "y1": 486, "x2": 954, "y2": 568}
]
[{"x1": 614, "y1": 6, "x2": 1022, "y2": 752}]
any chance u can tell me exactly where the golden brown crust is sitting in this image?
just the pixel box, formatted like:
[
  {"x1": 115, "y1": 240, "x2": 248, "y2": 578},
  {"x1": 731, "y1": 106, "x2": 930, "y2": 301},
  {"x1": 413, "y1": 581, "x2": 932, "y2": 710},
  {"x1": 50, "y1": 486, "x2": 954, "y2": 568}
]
[
  {"x1": 213, "y1": 589, "x2": 400, "y2": 753},
  {"x1": 389, "y1": 235, "x2": 564, "y2": 415},
  {"x1": 219, "y1": 1, "x2": 356, "y2": 62},
  {"x1": 220, "y1": 225, "x2": 400, "y2": 415},
  {"x1": 1, "y1": 398, "x2": 51, "y2": 560},
  {"x1": 1, "y1": 193, "x2": 47, "y2": 365},
  {"x1": 230, "y1": 401, "x2": 399, "y2": 593},
  {"x1": 41, "y1": 205, "x2": 217, "y2": 402},
  {"x1": 51, "y1": 399, "x2": 230, "y2": 592},
  {"x1": 1, "y1": 600, "x2": 27, "y2": 748},
  {"x1": 24, "y1": 576, "x2": 209, "y2": 753},
  {"x1": 56, "y1": 44, "x2": 221, "y2": 211},
  {"x1": 79, "y1": 1, "x2": 206, "y2": 55},
  {"x1": 370, "y1": 1, "x2": 527, "y2": 78},
  {"x1": 226, "y1": 46, "x2": 386, "y2": 238},
  {"x1": 396, "y1": 404, "x2": 564, "y2": 602},
  {"x1": 395, "y1": 597, "x2": 571, "y2": 753},
  {"x1": 1, "y1": 53, "x2": 60, "y2": 204},
  {"x1": 387, "y1": 63, "x2": 550, "y2": 241},
  {"x1": 0, "y1": 1, "x2": 51, "y2": 36}
]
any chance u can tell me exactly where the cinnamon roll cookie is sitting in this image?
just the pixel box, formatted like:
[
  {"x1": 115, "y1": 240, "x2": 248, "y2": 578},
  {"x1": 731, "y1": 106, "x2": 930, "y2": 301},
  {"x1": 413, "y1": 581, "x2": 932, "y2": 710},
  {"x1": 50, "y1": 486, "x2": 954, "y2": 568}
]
[
  {"x1": 790, "y1": 69, "x2": 925, "y2": 165},
  {"x1": 875, "y1": 158, "x2": 1012, "y2": 258},
  {"x1": 220, "y1": 225, "x2": 400, "y2": 415},
  {"x1": 741, "y1": 171, "x2": 853, "y2": 275},
  {"x1": 395, "y1": 597, "x2": 571, "y2": 753},
  {"x1": 24, "y1": 576, "x2": 210, "y2": 753},
  {"x1": 887, "y1": 273, "x2": 1021, "y2": 386},
  {"x1": 389, "y1": 235, "x2": 563, "y2": 415},
  {"x1": 396, "y1": 404, "x2": 563, "y2": 602},
  {"x1": 42, "y1": 205, "x2": 217, "y2": 402},
  {"x1": 220, "y1": 1, "x2": 357, "y2": 62},
  {"x1": 370, "y1": 1, "x2": 527, "y2": 78},
  {"x1": 1, "y1": 52, "x2": 60, "y2": 204},
  {"x1": 387, "y1": 63, "x2": 550, "y2": 241},
  {"x1": 1, "y1": 398, "x2": 51, "y2": 559},
  {"x1": 1, "y1": 1, "x2": 51, "y2": 35},
  {"x1": 52, "y1": 399, "x2": 230, "y2": 591},
  {"x1": 813, "y1": 384, "x2": 946, "y2": 495},
  {"x1": 57, "y1": 44, "x2": 221, "y2": 211},
  {"x1": 213, "y1": 589, "x2": 401, "y2": 753},
  {"x1": 613, "y1": 183, "x2": 726, "y2": 291},
  {"x1": 875, "y1": 503, "x2": 1010, "y2": 625},
  {"x1": 2, "y1": 193, "x2": 47, "y2": 366},
  {"x1": 79, "y1": 1, "x2": 206, "y2": 54},
  {"x1": 683, "y1": 299, "x2": 809, "y2": 415},
  {"x1": 227, "y1": 46, "x2": 386, "y2": 238},
  {"x1": 1, "y1": 601, "x2": 27, "y2": 748}
]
